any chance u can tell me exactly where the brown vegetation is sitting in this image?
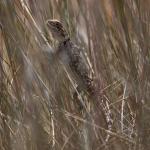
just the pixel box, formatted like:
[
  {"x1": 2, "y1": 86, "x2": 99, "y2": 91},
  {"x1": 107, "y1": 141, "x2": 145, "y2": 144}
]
[{"x1": 0, "y1": 0, "x2": 150, "y2": 150}]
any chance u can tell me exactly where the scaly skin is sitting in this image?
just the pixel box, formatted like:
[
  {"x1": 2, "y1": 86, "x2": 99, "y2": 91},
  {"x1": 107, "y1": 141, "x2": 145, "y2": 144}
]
[
  {"x1": 46, "y1": 19, "x2": 94, "y2": 96},
  {"x1": 46, "y1": 19, "x2": 113, "y2": 142}
]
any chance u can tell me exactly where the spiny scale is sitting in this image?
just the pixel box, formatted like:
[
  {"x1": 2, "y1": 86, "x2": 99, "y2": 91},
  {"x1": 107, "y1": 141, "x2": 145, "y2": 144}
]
[
  {"x1": 58, "y1": 39, "x2": 94, "y2": 95},
  {"x1": 46, "y1": 19, "x2": 113, "y2": 141}
]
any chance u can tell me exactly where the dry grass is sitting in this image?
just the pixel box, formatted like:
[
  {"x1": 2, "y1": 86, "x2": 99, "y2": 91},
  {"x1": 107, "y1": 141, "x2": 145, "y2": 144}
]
[{"x1": 0, "y1": 0, "x2": 150, "y2": 150}]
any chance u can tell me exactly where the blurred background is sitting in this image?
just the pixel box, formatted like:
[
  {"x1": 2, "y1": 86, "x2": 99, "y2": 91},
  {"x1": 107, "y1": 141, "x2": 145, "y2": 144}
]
[{"x1": 0, "y1": 0, "x2": 150, "y2": 150}]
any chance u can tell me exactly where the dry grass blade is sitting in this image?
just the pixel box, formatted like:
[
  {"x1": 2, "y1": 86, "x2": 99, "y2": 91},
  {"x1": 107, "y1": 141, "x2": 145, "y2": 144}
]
[{"x1": 0, "y1": 0, "x2": 150, "y2": 150}]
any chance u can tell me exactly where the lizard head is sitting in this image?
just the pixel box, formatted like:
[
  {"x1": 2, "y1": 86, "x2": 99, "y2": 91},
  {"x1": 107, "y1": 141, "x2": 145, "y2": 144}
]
[{"x1": 46, "y1": 19, "x2": 69, "y2": 42}]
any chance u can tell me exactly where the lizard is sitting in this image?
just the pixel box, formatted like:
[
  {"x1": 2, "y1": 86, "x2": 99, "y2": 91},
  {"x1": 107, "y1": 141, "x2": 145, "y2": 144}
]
[
  {"x1": 46, "y1": 19, "x2": 95, "y2": 97},
  {"x1": 46, "y1": 19, "x2": 113, "y2": 141}
]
